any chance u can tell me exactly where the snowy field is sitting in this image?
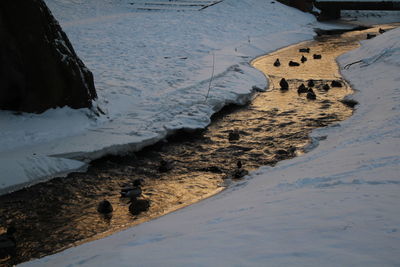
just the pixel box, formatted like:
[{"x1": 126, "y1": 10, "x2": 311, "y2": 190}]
[
  {"x1": 0, "y1": 0, "x2": 321, "y2": 193},
  {"x1": 24, "y1": 25, "x2": 400, "y2": 266}
]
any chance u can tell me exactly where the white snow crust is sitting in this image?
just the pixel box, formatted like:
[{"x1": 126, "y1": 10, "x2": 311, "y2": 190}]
[
  {"x1": 0, "y1": 0, "x2": 319, "y2": 193},
  {"x1": 22, "y1": 15, "x2": 400, "y2": 267}
]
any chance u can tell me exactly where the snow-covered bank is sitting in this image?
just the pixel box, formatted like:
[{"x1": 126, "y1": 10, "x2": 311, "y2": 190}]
[
  {"x1": 0, "y1": 0, "x2": 318, "y2": 193},
  {"x1": 23, "y1": 26, "x2": 400, "y2": 266}
]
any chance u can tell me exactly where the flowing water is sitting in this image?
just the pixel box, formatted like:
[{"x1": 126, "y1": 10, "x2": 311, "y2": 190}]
[{"x1": 0, "y1": 25, "x2": 394, "y2": 266}]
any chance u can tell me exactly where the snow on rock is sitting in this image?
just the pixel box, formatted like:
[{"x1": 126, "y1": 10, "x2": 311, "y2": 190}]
[
  {"x1": 0, "y1": 0, "x2": 317, "y2": 193},
  {"x1": 23, "y1": 24, "x2": 400, "y2": 267}
]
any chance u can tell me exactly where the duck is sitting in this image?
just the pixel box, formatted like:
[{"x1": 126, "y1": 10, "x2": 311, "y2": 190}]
[
  {"x1": 129, "y1": 198, "x2": 150, "y2": 215},
  {"x1": 331, "y1": 80, "x2": 342, "y2": 87},
  {"x1": 228, "y1": 130, "x2": 240, "y2": 141},
  {"x1": 322, "y1": 84, "x2": 330, "y2": 91},
  {"x1": 279, "y1": 78, "x2": 289, "y2": 90},
  {"x1": 132, "y1": 178, "x2": 144, "y2": 187},
  {"x1": 379, "y1": 28, "x2": 386, "y2": 34},
  {"x1": 273, "y1": 58, "x2": 280, "y2": 67},
  {"x1": 306, "y1": 88, "x2": 316, "y2": 100},
  {"x1": 120, "y1": 186, "x2": 142, "y2": 198},
  {"x1": 301, "y1": 55, "x2": 307, "y2": 63},
  {"x1": 297, "y1": 83, "x2": 308, "y2": 94},
  {"x1": 299, "y1": 48, "x2": 310, "y2": 53},
  {"x1": 158, "y1": 159, "x2": 173, "y2": 172},
  {"x1": 97, "y1": 200, "x2": 113, "y2": 214},
  {"x1": 232, "y1": 168, "x2": 249, "y2": 179},
  {"x1": 307, "y1": 79, "x2": 315, "y2": 87},
  {"x1": 288, "y1": 61, "x2": 300, "y2": 67},
  {"x1": 0, "y1": 227, "x2": 16, "y2": 259},
  {"x1": 237, "y1": 160, "x2": 242, "y2": 169},
  {"x1": 367, "y1": 33, "x2": 376, "y2": 39},
  {"x1": 313, "y1": 54, "x2": 322, "y2": 59}
]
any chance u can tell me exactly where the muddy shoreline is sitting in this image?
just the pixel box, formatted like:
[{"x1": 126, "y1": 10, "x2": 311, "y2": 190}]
[{"x1": 0, "y1": 25, "x2": 394, "y2": 266}]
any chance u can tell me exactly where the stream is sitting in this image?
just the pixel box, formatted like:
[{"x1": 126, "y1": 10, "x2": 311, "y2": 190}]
[{"x1": 0, "y1": 24, "x2": 395, "y2": 266}]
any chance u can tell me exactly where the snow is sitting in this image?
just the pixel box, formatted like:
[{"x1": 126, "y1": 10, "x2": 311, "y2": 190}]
[
  {"x1": 0, "y1": 0, "x2": 319, "y2": 194},
  {"x1": 22, "y1": 12, "x2": 400, "y2": 267}
]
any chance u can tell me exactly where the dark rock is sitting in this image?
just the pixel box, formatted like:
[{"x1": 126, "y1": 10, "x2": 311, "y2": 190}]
[
  {"x1": 289, "y1": 61, "x2": 300, "y2": 67},
  {"x1": 0, "y1": 0, "x2": 96, "y2": 113},
  {"x1": 307, "y1": 79, "x2": 315, "y2": 87},
  {"x1": 158, "y1": 160, "x2": 173, "y2": 172},
  {"x1": 97, "y1": 200, "x2": 113, "y2": 214},
  {"x1": 281, "y1": 0, "x2": 313, "y2": 12},
  {"x1": 228, "y1": 130, "x2": 240, "y2": 141},
  {"x1": 301, "y1": 55, "x2": 307, "y2": 63},
  {"x1": 299, "y1": 48, "x2": 310, "y2": 53},
  {"x1": 313, "y1": 54, "x2": 322, "y2": 59},
  {"x1": 297, "y1": 83, "x2": 308, "y2": 94},
  {"x1": 367, "y1": 33, "x2": 376, "y2": 39},
  {"x1": 331, "y1": 80, "x2": 342, "y2": 87},
  {"x1": 322, "y1": 84, "x2": 330, "y2": 91},
  {"x1": 279, "y1": 78, "x2": 289, "y2": 91},
  {"x1": 273, "y1": 58, "x2": 280, "y2": 67},
  {"x1": 129, "y1": 199, "x2": 150, "y2": 215},
  {"x1": 307, "y1": 88, "x2": 316, "y2": 100}
]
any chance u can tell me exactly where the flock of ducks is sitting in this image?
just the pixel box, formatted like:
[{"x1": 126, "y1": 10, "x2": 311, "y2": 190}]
[
  {"x1": 279, "y1": 76, "x2": 343, "y2": 100},
  {"x1": 274, "y1": 28, "x2": 388, "y2": 100},
  {"x1": 274, "y1": 46, "x2": 343, "y2": 100},
  {"x1": 97, "y1": 177, "x2": 150, "y2": 216},
  {"x1": 273, "y1": 48, "x2": 322, "y2": 68},
  {"x1": 98, "y1": 27, "x2": 386, "y2": 218}
]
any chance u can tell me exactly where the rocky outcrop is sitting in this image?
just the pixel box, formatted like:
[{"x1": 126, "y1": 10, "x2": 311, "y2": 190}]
[
  {"x1": 0, "y1": 0, "x2": 96, "y2": 113},
  {"x1": 277, "y1": 0, "x2": 314, "y2": 13}
]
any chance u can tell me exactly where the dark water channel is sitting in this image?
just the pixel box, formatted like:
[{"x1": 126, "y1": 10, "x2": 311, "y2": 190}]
[{"x1": 0, "y1": 25, "x2": 393, "y2": 265}]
